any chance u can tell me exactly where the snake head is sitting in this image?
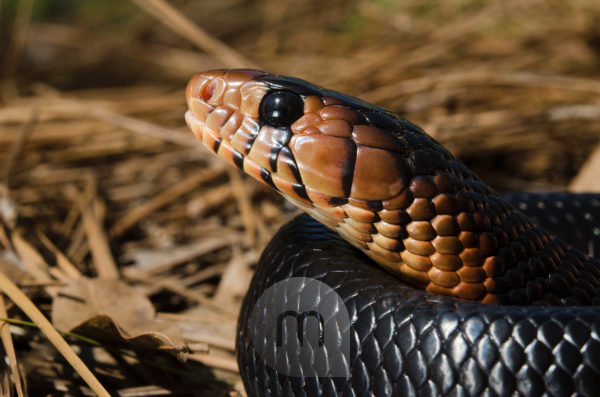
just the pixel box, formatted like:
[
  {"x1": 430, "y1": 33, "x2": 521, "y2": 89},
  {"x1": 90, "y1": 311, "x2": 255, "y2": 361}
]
[
  {"x1": 185, "y1": 69, "x2": 496, "y2": 300},
  {"x1": 185, "y1": 69, "x2": 445, "y2": 204}
]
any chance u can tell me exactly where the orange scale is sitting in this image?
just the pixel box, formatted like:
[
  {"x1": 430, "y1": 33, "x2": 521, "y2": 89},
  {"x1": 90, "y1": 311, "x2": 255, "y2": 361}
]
[
  {"x1": 374, "y1": 221, "x2": 406, "y2": 239},
  {"x1": 483, "y1": 277, "x2": 496, "y2": 292},
  {"x1": 317, "y1": 119, "x2": 353, "y2": 138},
  {"x1": 189, "y1": 97, "x2": 212, "y2": 121},
  {"x1": 410, "y1": 176, "x2": 438, "y2": 198},
  {"x1": 456, "y1": 212, "x2": 476, "y2": 231},
  {"x1": 224, "y1": 69, "x2": 262, "y2": 86},
  {"x1": 345, "y1": 217, "x2": 376, "y2": 234},
  {"x1": 426, "y1": 282, "x2": 454, "y2": 296},
  {"x1": 406, "y1": 198, "x2": 436, "y2": 221},
  {"x1": 303, "y1": 96, "x2": 325, "y2": 113},
  {"x1": 373, "y1": 233, "x2": 403, "y2": 251},
  {"x1": 342, "y1": 204, "x2": 377, "y2": 223},
  {"x1": 351, "y1": 145, "x2": 407, "y2": 201},
  {"x1": 432, "y1": 194, "x2": 460, "y2": 215},
  {"x1": 430, "y1": 253, "x2": 463, "y2": 271},
  {"x1": 400, "y1": 251, "x2": 432, "y2": 272},
  {"x1": 291, "y1": 113, "x2": 322, "y2": 134},
  {"x1": 319, "y1": 105, "x2": 361, "y2": 123},
  {"x1": 459, "y1": 248, "x2": 484, "y2": 267},
  {"x1": 351, "y1": 124, "x2": 407, "y2": 152},
  {"x1": 482, "y1": 293, "x2": 499, "y2": 304},
  {"x1": 366, "y1": 242, "x2": 402, "y2": 262},
  {"x1": 459, "y1": 231, "x2": 478, "y2": 248},
  {"x1": 305, "y1": 186, "x2": 346, "y2": 207},
  {"x1": 453, "y1": 282, "x2": 486, "y2": 300},
  {"x1": 431, "y1": 215, "x2": 459, "y2": 236},
  {"x1": 229, "y1": 121, "x2": 255, "y2": 155},
  {"x1": 406, "y1": 221, "x2": 436, "y2": 241},
  {"x1": 313, "y1": 203, "x2": 346, "y2": 222},
  {"x1": 216, "y1": 140, "x2": 242, "y2": 168},
  {"x1": 482, "y1": 257, "x2": 500, "y2": 277},
  {"x1": 428, "y1": 267, "x2": 460, "y2": 288},
  {"x1": 223, "y1": 88, "x2": 241, "y2": 110},
  {"x1": 306, "y1": 207, "x2": 339, "y2": 230},
  {"x1": 382, "y1": 189, "x2": 414, "y2": 210},
  {"x1": 457, "y1": 266, "x2": 487, "y2": 283},
  {"x1": 201, "y1": 128, "x2": 221, "y2": 154},
  {"x1": 432, "y1": 236, "x2": 463, "y2": 254},
  {"x1": 271, "y1": 175, "x2": 312, "y2": 206},
  {"x1": 433, "y1": 172, "x2": 455, "y2": 193},
  {"x1": 205, "y1": 106, "x2": 233, "y2": 134},
  {"x1": 322, "y1": 96, "x2": 344, "y2": 106},
  {"x1": 339, "y1": 222, "x2": 373, "y2": 243},
  {"x1": 242, "y1": 158, "x2": 269, "y2": 187},
  {"x1": 291, "y1": 134, "x2": 355, "y2": 197},
  {"x1": 378, "y1": 209, "x2": 410, "y2": 225},
  {"x1": 404, "y1": 238, "x2": 435, "y2": 256},
  {"x1": 239, "y1": 80, "x2": 269, "y2": 118}
]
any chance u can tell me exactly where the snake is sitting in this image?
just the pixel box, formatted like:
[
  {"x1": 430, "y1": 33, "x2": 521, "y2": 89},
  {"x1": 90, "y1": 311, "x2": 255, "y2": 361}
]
[{"x1": 184, "y1": 69, "x2": 600, "y2": 396}]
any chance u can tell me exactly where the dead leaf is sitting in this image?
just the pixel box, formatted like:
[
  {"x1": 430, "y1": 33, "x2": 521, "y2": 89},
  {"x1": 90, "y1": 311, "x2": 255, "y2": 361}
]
[{"x1": 51, "y1": 277, "x2": 186, "y2": 354}]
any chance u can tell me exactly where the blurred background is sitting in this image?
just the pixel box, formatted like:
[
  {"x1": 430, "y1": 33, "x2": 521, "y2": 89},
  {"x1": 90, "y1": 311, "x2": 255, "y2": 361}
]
[{"x1": 1, "y1": 0, "x2": 600, "y2": 395}]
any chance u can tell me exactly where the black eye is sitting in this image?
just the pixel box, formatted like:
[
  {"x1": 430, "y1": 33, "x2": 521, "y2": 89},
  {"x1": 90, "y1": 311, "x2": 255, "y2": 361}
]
[{"x1": 259, "y1": 90, "x2": 304, "y2": 128}]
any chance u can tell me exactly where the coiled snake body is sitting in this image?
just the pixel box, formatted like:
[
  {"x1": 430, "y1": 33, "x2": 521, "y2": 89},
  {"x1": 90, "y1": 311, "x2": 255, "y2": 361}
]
[{"x1": 185, "y1": 69, "x2": 600, "y2": 396}]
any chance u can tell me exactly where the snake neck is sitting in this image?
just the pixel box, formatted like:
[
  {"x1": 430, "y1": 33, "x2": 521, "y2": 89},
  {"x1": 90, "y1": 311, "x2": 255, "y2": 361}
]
[
  {"x1": 356, "y1": 146, "x2": 600, "y2": 305},
  {"x1": 446, "y1": 170, "x2": 599, "y2": 306}
]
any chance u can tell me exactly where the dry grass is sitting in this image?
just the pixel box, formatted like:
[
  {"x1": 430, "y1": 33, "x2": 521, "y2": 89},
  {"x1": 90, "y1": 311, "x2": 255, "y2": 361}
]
[{"x1": 0, "y1": 0, "x2": 600, "y2": 395}]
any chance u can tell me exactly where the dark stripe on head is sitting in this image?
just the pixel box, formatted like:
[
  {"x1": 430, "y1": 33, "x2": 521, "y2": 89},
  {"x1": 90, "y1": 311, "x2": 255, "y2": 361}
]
[
  {"x1": 260, "y1": 168, "x2": 276, "y2": 189},
  {"x1": 279, "y1": 147, "x2": 302, "y2": 184},
  {"x1": 213, "y1": 138, "x2": 221, "y2": 153},
  {"x1": 291, "y1": 183, "x2": 310, "y2": 201},
  {"x1": 233, "y1": 149, "x2": 245, "y2": 169},
  {"x1": 327, "y1": 196, "x2": 348, "y2": 206},
  {"x1": 341, "y1": 142, "x2": 357, "y2": 197},
  {"x1": 268, "y1": 144, "x2": 284, "y2": 173},
  {"x1": 244, "y1": 135, "x2": 257, "y2": 155}
]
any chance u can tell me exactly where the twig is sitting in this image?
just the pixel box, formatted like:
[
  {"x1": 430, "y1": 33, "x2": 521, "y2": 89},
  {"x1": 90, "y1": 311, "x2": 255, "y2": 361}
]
[
  {"x1": 109, "y1": 163, "x2": 226, "y2": 238},
  {"x1": 66, "y1": 185, "x2": 120, "y2": 280},
  {"x1": 128, "y1": 0, "x2": 258, "y2": 68},
  {"x1": 2, "y1": 107, "x2": 37, "y2": 186},
  {"x1": 0, "y1": 271, "x2": 111, "y2": 396},
  {"x1": 0, "y1": 295, "x2": 25, "y2": 397}
]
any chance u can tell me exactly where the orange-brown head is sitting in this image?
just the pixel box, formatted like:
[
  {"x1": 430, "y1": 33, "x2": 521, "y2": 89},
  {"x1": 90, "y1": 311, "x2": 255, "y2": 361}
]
[
  {"x1": 185, "y1": 69, "x2": 426, "y2": 203},
  {"x1": 185, "y1": 69, "x2": 590, "y2": 305},
  {"x1": 185, "y1": 68, "x2": 481, "y2": 295}
]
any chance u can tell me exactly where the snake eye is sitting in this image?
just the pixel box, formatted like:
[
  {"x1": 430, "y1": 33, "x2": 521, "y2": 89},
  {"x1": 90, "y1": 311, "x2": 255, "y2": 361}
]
[{"x1": 259, "y1": 90, "x2": 304, "y2": 128}]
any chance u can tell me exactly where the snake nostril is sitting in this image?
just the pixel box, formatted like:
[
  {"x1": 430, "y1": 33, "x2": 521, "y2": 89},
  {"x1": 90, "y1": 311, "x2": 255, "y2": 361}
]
[{"x1": 202, "y1": 80, "x2": 217, "y2": 102}]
